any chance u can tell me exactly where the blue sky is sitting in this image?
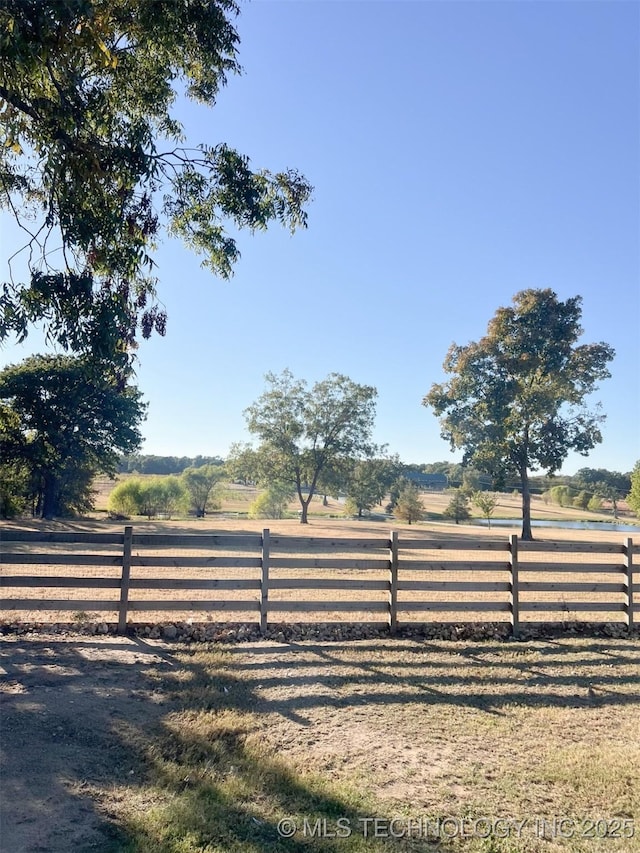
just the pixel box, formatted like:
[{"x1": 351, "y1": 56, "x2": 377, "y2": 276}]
[{"x1": 1, "y1": 0, "x2": 639, "y2": 474}]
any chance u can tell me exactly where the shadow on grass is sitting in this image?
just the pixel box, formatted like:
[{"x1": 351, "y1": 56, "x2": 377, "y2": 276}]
[
  {"x1": 2, "y1": 633, "x2": 639, "y2": 851},
  {"x1": 214, "y1": 637, "x2": 640, "y2": 718},
  {"x1": 1, "y1": 636, "x2": 442, "y2": 852}
]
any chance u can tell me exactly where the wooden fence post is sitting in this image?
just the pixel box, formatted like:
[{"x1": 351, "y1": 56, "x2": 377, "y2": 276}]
[
  {"x1": 118, "y1": 525, "x2": 133, "y2": 635},
  {"x1": 260, "y1": 528, "x2": 270, "y2": 636},
  {"x1": 388, "y1": 530, "x2": 399, "y2": 635},
  {"x1": 509, "y1": 534, "x2": 519, "y2": 637},
  {"x1": 624, "y1": 537, "x2": 634, "y2": 631}
]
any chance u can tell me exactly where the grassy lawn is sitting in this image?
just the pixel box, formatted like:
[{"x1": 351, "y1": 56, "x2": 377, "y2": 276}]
[{"x1": 85, "y1": 636, "x2": 639, "y2": 853}]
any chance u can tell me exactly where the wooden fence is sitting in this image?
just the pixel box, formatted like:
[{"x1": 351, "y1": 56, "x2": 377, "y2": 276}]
[{"x1": 0, "y1": 528, "x2": 637, "y2": 635}]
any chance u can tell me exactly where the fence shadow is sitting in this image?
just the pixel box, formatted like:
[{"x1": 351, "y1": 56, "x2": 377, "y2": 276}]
[
  {"x1": 2, "y1": 631, "x2": 639, "y2": 851},
  {"x1": 5, "y1": 636, "x2": 640, "y2": 853},
  {"x1": 0, "y1": 635, "x2": 442, "y2": 851}
]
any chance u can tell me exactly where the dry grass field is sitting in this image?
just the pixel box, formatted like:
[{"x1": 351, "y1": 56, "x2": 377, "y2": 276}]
[{"x1": 91, "y1": 477, "x2": 634, "y2": 525}]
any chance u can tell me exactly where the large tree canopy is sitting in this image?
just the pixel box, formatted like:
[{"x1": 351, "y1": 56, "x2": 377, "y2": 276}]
[
  {"x1": 0, "y1": 0, "x2": 312, "y2": 365},
  {"x1": 423, "y1": 289, "x2": 615, "y2": 540},
  {"x1": 244, "y1": 370, "x2": 378, "y2": 523},
  {"x1": 0, "y1": 353, "x2": 145, "y2": 517}
]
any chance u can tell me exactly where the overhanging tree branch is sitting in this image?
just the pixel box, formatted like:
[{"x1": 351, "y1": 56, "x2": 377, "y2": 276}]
[{"x1": 0, "y1": 0, "x2": 312, "y2": 368}]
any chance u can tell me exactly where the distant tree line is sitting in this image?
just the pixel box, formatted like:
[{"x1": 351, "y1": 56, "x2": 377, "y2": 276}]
[
  {"x1": 540, "y1": 468, "x2": 633, "y2": 519},
  {"x1": 406, "y1": 463, "x2": 631, "y2": 500},
  {"x1": 118, "y1": 454, "x2": 225, "y2": 476}
]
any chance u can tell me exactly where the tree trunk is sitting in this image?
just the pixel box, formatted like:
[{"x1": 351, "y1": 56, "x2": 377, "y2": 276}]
[
  {"x1": 299, "y1": 466, "x2": 323, "y2": 524},
  {"x1": 520, "y1": 467, "x2": 533, "y2": 541},
  {"x1": 42, "y1": 474, "x2": 58, "y2": 519},
  {"x1": 295, "y1": 474, "x2": 307, "y2": 523},
  {"x1": 299, "y1": 499, "x2": 310, "y2": 524}
]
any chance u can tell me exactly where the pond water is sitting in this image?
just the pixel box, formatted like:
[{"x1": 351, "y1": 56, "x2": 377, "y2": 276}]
[{"x1": 473, "y1": 518, "x2": 639, "y2": 533}]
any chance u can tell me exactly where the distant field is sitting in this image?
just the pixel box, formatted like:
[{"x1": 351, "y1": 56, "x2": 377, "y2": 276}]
[{"x1": 91, "y1": 476, "x2": 634, "y2": 526}]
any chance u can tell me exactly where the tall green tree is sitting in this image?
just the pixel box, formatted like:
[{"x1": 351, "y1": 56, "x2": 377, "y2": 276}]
[
  {"x1": 315, "y1": 457, "x2": 352, "y2": 506},
  {"x1": 181, "y1": 464, "x2": 225, "y2": 517},
  {"x1": 0, "y1": 354, "x2": 145, "y2": 517},
  {"x1": 592, "y1": 481, "x2": 620, "y2": 519},
  {"x1": 226, "y1": 442, "x2": 261, "y2": 485},
  {"x1": 0, "y1": 0, "x2": 312, "y2": 365},
  {"x1": 345, "y1": 455, "x2": 402, "y2": 517},
  {"x1": 0, "y1": 403, "x2": 31, "y2": 516},
  {"x1": 423, "y1": 290, "x2": 614, "y2": 540},
  {"x1": 244, "y1": 370, "x2": 378, "y2": 523},
  {"x1": 627, "y1": 461, "x2": 640, "y2": 518},
  {"x1": 394, "y1": 483, "x2": 424, "y2": 525}
]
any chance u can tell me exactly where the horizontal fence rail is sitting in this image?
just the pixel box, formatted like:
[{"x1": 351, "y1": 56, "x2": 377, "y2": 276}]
[{"x1": 0, "y1": 528, "x2": 638, "y2": 635}]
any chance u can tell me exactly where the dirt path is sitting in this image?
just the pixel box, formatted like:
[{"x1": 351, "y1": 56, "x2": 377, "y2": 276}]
[{"x1": 0, "y1": 633, "x2": 179, "y2": 853}]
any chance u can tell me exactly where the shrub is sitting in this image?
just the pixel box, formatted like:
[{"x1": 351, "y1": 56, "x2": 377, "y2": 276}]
[
  {"x1": 550, "y1": 485, "x2": 576, "y2": 507},
  {"x1": 587, "y1": 494, "x2": 603, "y2": 512},
  {"x1": 573, "y1": 490, "x2": 591, "y2": 510},
  {"x1": 108, "y1": 475, "x2": 189, "y2": 519},
  {"x1": 248, "y1": 482, "x2": 293, "y2": 519},
  {"x1": 153, "y1": 476, "x2": 189, "y2": 518},
  {"x1": 108, "y1": 478, "x2": 143, "y2": 517},
  {"x1": 344, "y1": 497, "x2": 360, "y2": 517}
]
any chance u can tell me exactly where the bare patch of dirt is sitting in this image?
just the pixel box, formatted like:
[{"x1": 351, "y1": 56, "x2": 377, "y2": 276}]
[{"x1": 0, "y1": 633, "x2": 179, "y2": 852}]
